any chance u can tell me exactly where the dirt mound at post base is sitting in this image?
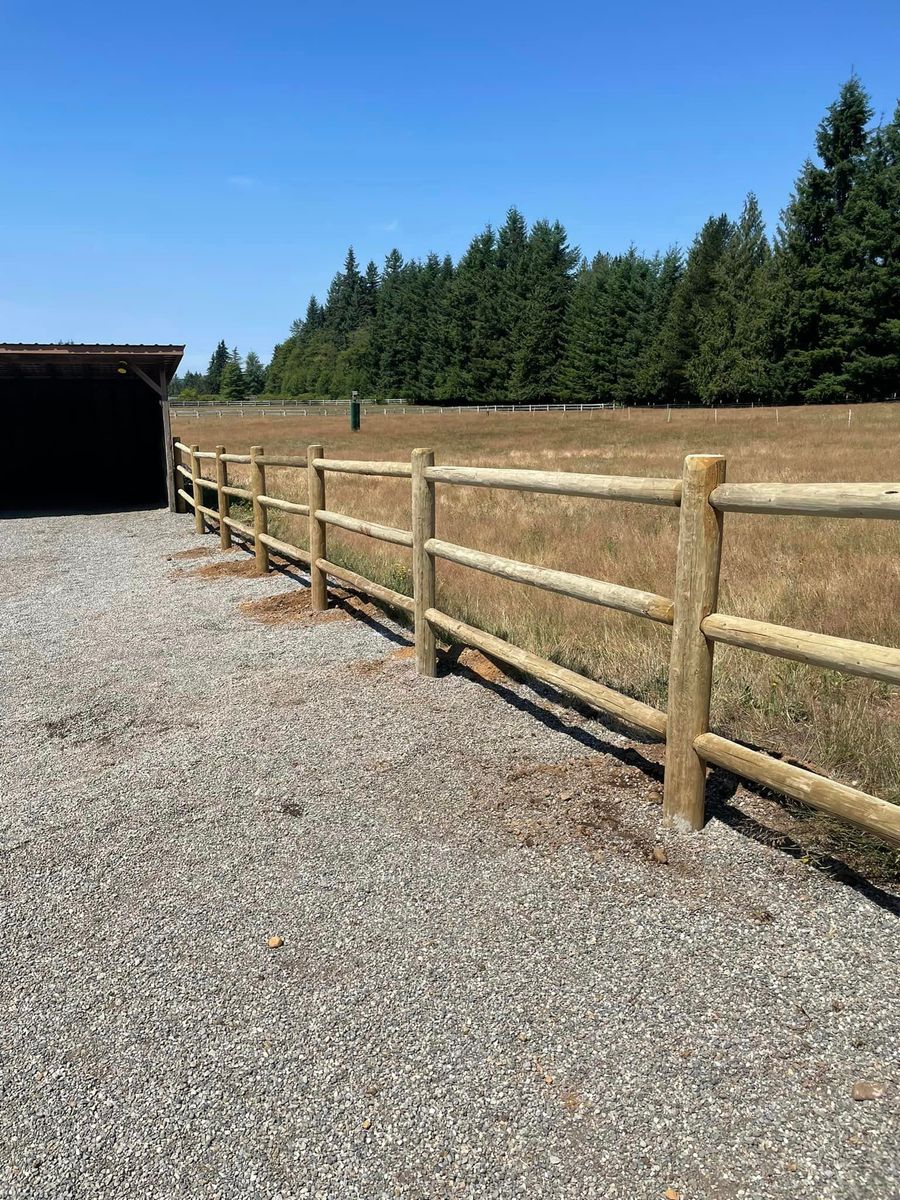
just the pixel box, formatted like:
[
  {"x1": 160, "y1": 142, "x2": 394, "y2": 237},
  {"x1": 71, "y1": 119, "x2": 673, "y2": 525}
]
[{"x1": 239, "y1": 590, "x2": 350, "y2": 626}]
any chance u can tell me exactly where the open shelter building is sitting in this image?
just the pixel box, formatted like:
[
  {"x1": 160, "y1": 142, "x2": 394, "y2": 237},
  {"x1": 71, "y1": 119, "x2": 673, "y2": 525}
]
[{"x1": 0, "y1": 343, "x2": 183, "y2": 515}]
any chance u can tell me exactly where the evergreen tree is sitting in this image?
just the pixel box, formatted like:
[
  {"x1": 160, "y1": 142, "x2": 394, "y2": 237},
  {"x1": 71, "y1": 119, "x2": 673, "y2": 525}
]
[
  {"x1": 185, "y1": 369, "x2": 207, "y2": 392},
  {"x1": 690, "y1": 194, "x2": 774, "y2": 404},
  {"x1": 495, "y1": 207, "x2": 530, "y2": 392},
  {"x1": 508, "y1": 221, "x2": 579, "y2": 402},
  {"x1": 773, "y1": 78, "x2": 874, "y2": 401},
  {"x1": 837, "y1": 102, "x2": 900, "y2": 398},
  {"x1": 325, "y1": 246, "x2": 365, "y2": 340},
  {"x1": 361, "y1": 260, "x2": 380, "y2": 322},
  {"x1": 633, "y1": 249, "x2": 683, "y2": 400},
  {"x1": 644, "y1": 215, "x2": 733, "y2": 402},
  {"x1": 416, "y1": 253, "x2": 455, "y2": 399},
  {"x1": 439, "y1": 227, "x2": 504, "y2": 402},
  {"x1": 560, "y1": 255, "x2": 611, "y2": 401},
  {"x1": 243, "y1": 350, "x2": 266, "y2": 395},
  {"x1": 371, "y1": 249, "x2": 412, "y2": 396},
  {"x1": 305, "y1": 295, "x2": 325, "y2": 332},
  {"x1": 206, "y1": 339, "x2": 229, "y2": 393},
  {"x1": 561, "y1": 250, "x2": 660, "y2": 403},
  {"x1": 220, "y1": 350, "x2": 245, "y2": 402}
]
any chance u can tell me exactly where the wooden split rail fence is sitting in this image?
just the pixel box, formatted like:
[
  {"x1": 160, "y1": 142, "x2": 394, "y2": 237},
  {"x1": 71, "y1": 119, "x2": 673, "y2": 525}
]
[{"x1": 173, "y1": 439, "x2": 900, "y2": 847}]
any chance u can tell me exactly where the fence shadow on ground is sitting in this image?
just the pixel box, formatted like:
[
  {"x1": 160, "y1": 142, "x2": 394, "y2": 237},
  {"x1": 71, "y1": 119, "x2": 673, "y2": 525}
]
[
  {"x1": 341, "y1": 596, "x2": 900, "y2": 916},
  {"x1": 220, "y1": 540, "x2": 900, "y2": 912}
]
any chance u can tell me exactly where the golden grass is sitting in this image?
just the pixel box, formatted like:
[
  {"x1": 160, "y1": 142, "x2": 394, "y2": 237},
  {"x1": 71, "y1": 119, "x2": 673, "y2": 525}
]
[{"x1": 177, "y1": 403, "x2": 900, "y2": 803}]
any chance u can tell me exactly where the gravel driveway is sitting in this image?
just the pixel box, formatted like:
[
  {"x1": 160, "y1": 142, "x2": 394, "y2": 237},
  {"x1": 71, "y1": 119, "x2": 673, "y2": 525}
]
[{"x1": 1, "y1": 508, "x2": 897, "y2": 1200}]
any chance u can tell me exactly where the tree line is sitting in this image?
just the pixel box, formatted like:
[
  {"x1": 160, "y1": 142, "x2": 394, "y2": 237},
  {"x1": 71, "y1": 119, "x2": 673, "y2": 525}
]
[{"x1": 173, "y1": 79, "x2": 899, "y2": 406}]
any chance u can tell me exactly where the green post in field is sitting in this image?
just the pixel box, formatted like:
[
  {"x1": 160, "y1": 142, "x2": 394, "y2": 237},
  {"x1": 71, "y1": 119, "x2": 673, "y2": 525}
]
[{"x1": 350, "y1": 390, "x2": 361, "y2": 432}]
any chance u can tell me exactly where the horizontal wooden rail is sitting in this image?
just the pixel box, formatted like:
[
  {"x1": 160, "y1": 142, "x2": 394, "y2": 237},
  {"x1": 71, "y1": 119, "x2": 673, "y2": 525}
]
[
  {"x1": 177, "y1": 487, "x2": 194, "y2": 507},
  {"x1": 425, "y1": 465, "x2": 682, "y2": 506},
  {"x1": 258, "y1": 532, "x2": 311, "y2": 564},
  {"x1": 703, "y1": 613, "x2": 900, "y2": 686},
  {"x1": 710, "y1": 481, "x2": 900, "y2": 519},
  {"x1": 695, "y1": 733, "x2": 900, "y2": 846},
  {"x1": 220, "y1": 453, "x2": 251, "y2": 464},
  {"x1": 176, "y1": 464, "x2": 192, "y2": 480},
  {"x1": 318, "y1": 558, "x2": 415, "y2": 614},
  {"x1": 222, "y1": 484, "x2": 252, "y2": 500},
  {"x1": 317, "y1": 509, "x2": 413, "y2": 547},
  {"x1": 196, "y1": 501, "x2": 218, "y2": 520},
  {"x1": 256, "y1": 454, "x2": 308, "y2": 468},
  {"x1": 426, "y1": 608, "x2": 667, "y2": 737},
  {"x1": 194, "y1": 450, "x2": 215, "y2": 460},
  {"x1": 195, "y1": 476, "x2": 218, "y2": 491},
  {"x1": 222, "y1": 515, "x2": 254, "y2": 539},
  {"x1": 312, "y1": 457, "x2": 413, "y2": 479},
  {"x1": 259, "y1": 494, "x2": 309, "y2": 516},
  {"x1": 426, "y1": 538, "x2": 674, "y2": 624},
  {"x1": 174, "y1": 441, "x2": 192, "y2": 454}
]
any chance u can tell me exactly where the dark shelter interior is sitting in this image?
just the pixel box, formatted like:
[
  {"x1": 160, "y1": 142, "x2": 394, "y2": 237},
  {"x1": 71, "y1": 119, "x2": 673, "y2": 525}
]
[{"x1": 0, "y1": 344, "x2": 183, "y2": 515}]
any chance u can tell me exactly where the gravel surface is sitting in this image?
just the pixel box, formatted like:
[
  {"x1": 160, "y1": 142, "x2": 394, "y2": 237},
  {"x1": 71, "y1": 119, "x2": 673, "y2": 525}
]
[{"x1": 1, "y1": 508, "x2": 898, "y2": 1200}]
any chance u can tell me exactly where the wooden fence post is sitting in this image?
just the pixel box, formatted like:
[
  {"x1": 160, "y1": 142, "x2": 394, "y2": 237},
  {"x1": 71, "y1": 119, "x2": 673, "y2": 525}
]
[
  {"x1": 174, "y1": 439, "x2": 188, "y2": 513},
  {"x1": 308, "y1": 444, "x2": 327, "y2": 609},
  {"x1": 250, "y1": 445, "x2": 268, "y2": 574},
  {"x1": 190, "y1": 444, "x2": 204, "y2": 534},
  {"x1": 215, "y1": 445, "x2": 231, "y2": 550},
  {"x1": 412, "y1": 447, "x2": 436, "y2": 676},
  {"x1": 663, "y1": 453, "x2": 727, "y2": 831}
]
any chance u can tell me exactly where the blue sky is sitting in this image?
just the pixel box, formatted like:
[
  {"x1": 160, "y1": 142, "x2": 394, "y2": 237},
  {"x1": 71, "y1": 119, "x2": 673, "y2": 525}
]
[{"x1": 2, "y1": 1, "x2": 898, "y2": 373}]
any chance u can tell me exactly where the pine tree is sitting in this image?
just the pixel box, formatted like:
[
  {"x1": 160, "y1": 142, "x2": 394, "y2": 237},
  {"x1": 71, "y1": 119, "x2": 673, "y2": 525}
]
[
  {"x1": 220, "y1": 350, "x2": 245, "y2": 402},
  {"x1": 439, "y1": 227, "x2": 504, "y2": 402},
  {"x1": 690, "y1": 194, "x2": 773, "y2": 404},
  {"x1": 634, "y1": 249, "x2": 683, "y2": 400},
  {"x1": 371, "y1": 249, "x2": 411, "y2": 396},
  {"x1": 838, "y1": 103, "x2": 900, "y2": 398},
  {"x1": 361, "y1": 260, "x2": 380, "y2": 322},
  {"x1": 507, "y1": 221, "x2": 579, "y2": 403},
  {"x1": 495, "y1": 208, "x2": 530, "y2": 394},
  {"x1": 561, "y1": 250, "x2": 660, "y2": 404},
  {"x1": 560, "y1": 256, "x2": 604, "y2": 401},
  {"x1": 414, "y1": 252, "x2": 454, "y2": 399},
  {"x1": 206, "y1": 340, "x2": 229, "y2": 393},
  {"x1": 644, "y1": 216, "x2": 732, "y2": 402},
  {"x1": 243, "y1": 350, "x2": 266, "y2": 395},
  {"x1": 324, "y1": 247, "x2": 365, "y2": 340},
  {"x1": 305, "y1": 295, "x2": 325, "y2": 332},
  {"x1": 773, "y1": 78, "x2": 874, "y2": 401}
]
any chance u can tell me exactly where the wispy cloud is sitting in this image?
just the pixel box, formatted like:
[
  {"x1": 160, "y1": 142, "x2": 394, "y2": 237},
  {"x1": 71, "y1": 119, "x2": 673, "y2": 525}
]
[
  {"x1": 227, "y1": 174, "x2": 264, "y2": 192},
  {"x1": 383, "y1": 218, "x2": 400, "y2": 233}
]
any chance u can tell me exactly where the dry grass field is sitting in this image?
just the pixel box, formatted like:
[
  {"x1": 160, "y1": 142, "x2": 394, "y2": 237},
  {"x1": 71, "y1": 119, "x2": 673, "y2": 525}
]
[{"x1": 175, "y1": 403, "x2": 900, "y2": 809}]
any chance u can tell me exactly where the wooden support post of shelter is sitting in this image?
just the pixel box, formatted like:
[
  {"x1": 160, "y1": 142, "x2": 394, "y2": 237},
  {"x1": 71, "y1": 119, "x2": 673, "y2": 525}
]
[{"x1": 127, "y1": 357, "x2": 180, "y2": 514}]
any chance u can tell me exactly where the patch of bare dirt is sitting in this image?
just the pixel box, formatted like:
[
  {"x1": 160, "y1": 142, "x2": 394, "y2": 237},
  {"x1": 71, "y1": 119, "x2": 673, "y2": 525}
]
[
  {"x1": 456, "y1": 648, "x2": 510, "y2": 685},
  {"x1": 239, "y1": 589, "x2": 349, "y2": 626},
  {"x1": 347, "y1": 645, "x2": 416, "y2": 675},
  {"x1": 475, "y1": 755, "x2": 668, "y2": 863},
  {"x1": 189, "y1": 558, "x2": 262, "y2": 580},
  {"x1": 168, "y1": 547, "x2": 216, "y2": 561}
]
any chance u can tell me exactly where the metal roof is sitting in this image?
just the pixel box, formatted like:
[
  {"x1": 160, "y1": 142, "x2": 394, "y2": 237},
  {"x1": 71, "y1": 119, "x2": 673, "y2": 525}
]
[{"x1": 0, "y1": 344, "x2": 185, "y2": 383}]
